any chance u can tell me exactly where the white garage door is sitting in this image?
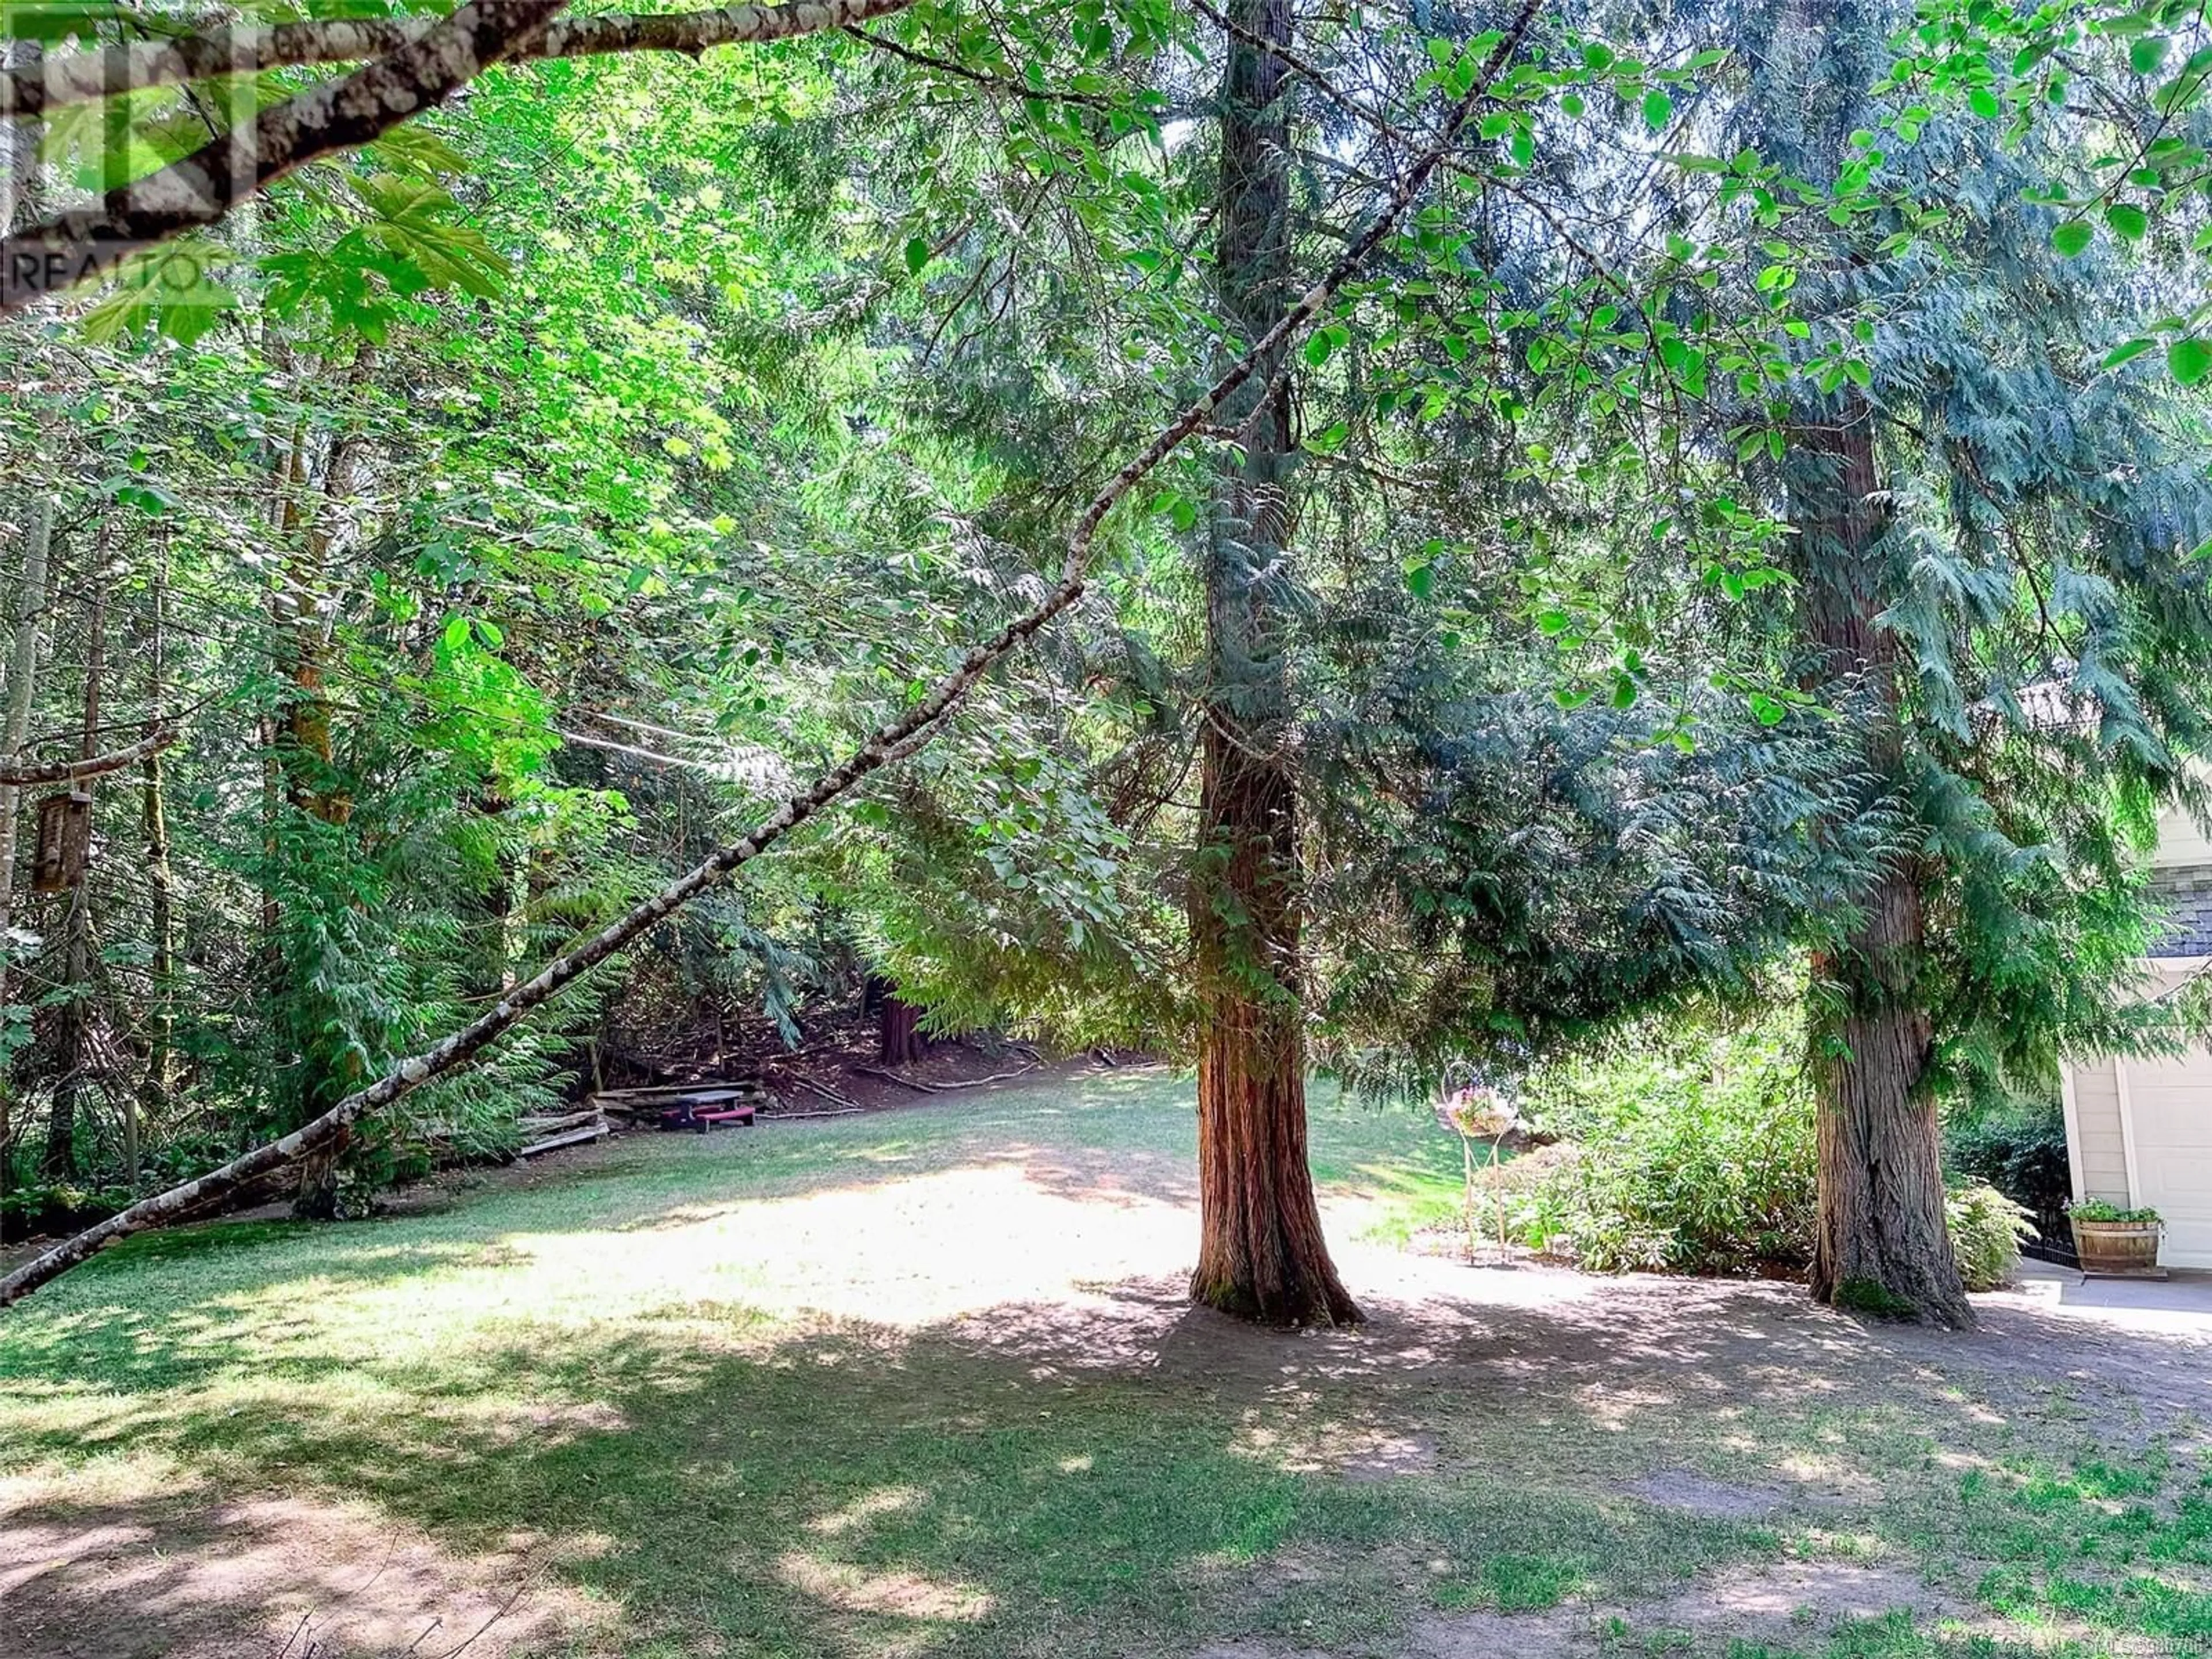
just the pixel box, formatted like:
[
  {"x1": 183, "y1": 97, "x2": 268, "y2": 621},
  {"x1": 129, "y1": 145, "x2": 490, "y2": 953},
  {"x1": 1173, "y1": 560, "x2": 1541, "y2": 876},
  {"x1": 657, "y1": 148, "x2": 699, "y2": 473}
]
[{"x1": 2121, "y1": 1051, "x2": 2212, "y2": 1268}]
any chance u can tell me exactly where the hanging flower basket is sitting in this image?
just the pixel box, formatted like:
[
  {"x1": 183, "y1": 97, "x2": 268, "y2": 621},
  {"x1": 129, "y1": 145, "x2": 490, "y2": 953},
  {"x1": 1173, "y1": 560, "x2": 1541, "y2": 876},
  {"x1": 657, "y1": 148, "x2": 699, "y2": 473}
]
[{"x1": 2067, "y1": 1200, "x2": 2166, "y2": 1279}]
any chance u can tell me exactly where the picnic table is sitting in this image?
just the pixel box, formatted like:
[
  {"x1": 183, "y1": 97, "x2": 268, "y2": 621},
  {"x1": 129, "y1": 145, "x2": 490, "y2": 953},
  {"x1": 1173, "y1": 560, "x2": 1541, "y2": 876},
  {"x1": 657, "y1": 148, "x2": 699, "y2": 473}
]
[
  {"x1": 653, "y1": 1090, "x2": 758, "y2": 1132},
  {"x1": 589, "y1": 1081, "x2": 766, "y2": 1132}
]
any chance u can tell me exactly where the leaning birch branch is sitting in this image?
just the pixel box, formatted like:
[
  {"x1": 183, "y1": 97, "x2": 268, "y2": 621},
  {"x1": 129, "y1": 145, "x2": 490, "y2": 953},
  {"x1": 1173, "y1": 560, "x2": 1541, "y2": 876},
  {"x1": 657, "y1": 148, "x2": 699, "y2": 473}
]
[
  {"x1": 0, "y1": 729, "x2": 175, "y2": 786},
  {"x1": 0, "y1": 0, "x2": 919, "y2": 119},
  {"x1": 0, "y1": 0, "x2": 1540, "y2": 1306},
  {"x1": 0, "y1": 0, "x2": 569, "y2": 313}
]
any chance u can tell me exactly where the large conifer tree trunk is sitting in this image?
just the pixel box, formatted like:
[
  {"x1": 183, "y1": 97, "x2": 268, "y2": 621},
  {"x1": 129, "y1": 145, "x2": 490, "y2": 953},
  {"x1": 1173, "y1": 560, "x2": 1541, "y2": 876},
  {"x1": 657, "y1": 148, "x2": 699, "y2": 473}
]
[
  {"x1": 1187, "y1": 0, "x2": 1358, "y2": 1327},
  {"x1": 1792, "y1": 411, "x2": 1972, "y2": 1328},
  {"x1": 43, "y1": 568, "x2": 106, "y2": 1179},
  {"x1": 1761, "y1": 0, "x2": 1971, "y2": 1327}
]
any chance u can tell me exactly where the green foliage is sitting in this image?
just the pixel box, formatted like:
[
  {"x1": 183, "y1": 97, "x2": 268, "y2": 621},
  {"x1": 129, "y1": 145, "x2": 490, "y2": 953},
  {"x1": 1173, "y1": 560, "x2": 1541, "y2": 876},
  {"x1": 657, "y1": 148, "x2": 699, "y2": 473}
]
[
  {"x1": 1945, "y1": 1093, "x2": 2072, "y2": 1233},
  {"x1": 1896, "y1": 0, "x2": 2212, "y2": 385},
  {"x1": 1944, "y1": 1181, "x2": 2033, "y2": 1291},
  {"x1": 1832, "y1": 1276, "x2": 1923, "y2": 1318},
  {"x1": 8, "y1": 0, "x2": 2212, "y2": 1238},
  {"x1": 2067, "y1": 1197, "x2": 2164, "y2": 1222},
  {"x1": 1508, "y1": 999, "x2": 1819, "y2": 1275},
  {"x1": 1506, "y1": 998, "x2": 2036, "y2": 1285},
  {"x1": 0, "y1": 1180, "x2": 134, "y2": 1230}
]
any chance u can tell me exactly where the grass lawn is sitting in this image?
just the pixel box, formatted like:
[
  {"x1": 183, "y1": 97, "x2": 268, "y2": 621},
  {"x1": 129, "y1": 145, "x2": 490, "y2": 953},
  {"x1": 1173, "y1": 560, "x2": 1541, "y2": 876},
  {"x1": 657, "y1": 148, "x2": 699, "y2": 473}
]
[{"x1": 2, "y1": 1067, "x2": 2208, "y2": 1658}]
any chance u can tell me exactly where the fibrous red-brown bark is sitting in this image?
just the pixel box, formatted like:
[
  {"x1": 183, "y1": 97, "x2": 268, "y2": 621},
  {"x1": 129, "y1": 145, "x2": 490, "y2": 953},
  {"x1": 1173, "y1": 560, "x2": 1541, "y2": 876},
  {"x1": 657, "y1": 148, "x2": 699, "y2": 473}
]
[
  {"x1": 1794, "y1": 407, "x2": 1972, "y2": 1330},
  {"x1": 1188, "y1": 732, "x2": 1358, "y2": 1325},
  {"x1": 879, "y1": 993, "x2": 923, "y2": 1067},
  {"x1": 1807, "y1": 868, "x2": 1964, "y2": 1324},
  {"x1": 1187, "y1": 0, "x2": 1358, "y2": 1328}
]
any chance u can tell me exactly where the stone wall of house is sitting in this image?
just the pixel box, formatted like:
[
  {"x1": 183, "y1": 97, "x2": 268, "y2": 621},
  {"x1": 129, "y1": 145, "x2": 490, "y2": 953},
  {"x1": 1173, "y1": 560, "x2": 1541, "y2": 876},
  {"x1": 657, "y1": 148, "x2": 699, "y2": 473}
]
[{"x1": 2149, "y1": 863, "x2": 2212, "y2": 959}]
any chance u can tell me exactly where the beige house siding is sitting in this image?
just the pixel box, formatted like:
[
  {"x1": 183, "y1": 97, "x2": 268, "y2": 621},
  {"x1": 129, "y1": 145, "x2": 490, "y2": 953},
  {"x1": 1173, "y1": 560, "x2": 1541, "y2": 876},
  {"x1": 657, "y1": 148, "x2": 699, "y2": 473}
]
[
  {"x1": 2063, "y1": 1056, "x2": 2133, "y2": 1205},
  {"x1": 2053, "y1": 786, "x2": 2212, "y2": 1266},
  {"x1": 2153, "y1": 804, "x2": 2212, "y2": 871}
]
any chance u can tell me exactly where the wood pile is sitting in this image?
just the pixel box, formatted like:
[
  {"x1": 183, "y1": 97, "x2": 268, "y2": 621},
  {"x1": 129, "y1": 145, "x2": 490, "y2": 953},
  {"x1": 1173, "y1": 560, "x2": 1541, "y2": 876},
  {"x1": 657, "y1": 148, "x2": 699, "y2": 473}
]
[
  {"x1": 516, "y1": 1104, "x2": 611, "y2": 1158},
  {"x1": 590, "y1": 1077, "x2": 770, "y2": 1122}
]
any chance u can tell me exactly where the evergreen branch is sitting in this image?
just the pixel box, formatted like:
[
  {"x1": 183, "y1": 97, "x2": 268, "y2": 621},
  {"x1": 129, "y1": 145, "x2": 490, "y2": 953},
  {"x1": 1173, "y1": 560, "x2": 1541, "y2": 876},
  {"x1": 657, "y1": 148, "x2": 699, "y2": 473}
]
[
  {"x1": 0, "y1": 0, "x2": 570, "y2": 313},
  {"x1": 0, "y1": 0, "x2": 920, "y2": 118},
  {"x1": 1183, "y1": 0, "x2": 1423, "y2": 146},
  {"x1": 0, "y1": 0, "x2": 1541, "y2": 1308},
  {"x1": 843, "y1": 23, "x2": 1118, "y2": 108}
]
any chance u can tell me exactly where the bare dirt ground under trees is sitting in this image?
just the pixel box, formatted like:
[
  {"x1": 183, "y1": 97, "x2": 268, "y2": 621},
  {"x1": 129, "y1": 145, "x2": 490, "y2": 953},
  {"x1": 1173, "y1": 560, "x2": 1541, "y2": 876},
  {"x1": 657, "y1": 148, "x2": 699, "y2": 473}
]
[{"x1": 3, "y1": 1067, "x2": 2207, "y2": 1659}]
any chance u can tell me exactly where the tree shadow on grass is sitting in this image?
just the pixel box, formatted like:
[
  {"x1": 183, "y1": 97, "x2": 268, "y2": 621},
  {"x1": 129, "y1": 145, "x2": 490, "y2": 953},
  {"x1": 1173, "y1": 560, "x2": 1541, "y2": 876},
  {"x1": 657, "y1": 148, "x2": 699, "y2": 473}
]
[
  {"x1": 7, "y1": 1073, "x2": 2210, "y2": 1659},
  {"x1": 0, "y1": 1298, "x2": 1777, "y2": 1659},
  {"x1": 0, "y1": 1488, "x2": 597, "y2": 1659},
  {"x1": 0, "y1": 1246, "x2": 555, "y2": 1408},
  {"x1": 7, "y1": 1259, "x2": 2210, "y2": 1659}
]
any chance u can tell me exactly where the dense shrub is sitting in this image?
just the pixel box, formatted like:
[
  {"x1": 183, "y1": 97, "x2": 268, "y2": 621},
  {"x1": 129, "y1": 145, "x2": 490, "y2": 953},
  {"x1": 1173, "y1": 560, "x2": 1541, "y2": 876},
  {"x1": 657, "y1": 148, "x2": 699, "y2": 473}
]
[
  {"x1": 1491, "y1": 998, "x2": 2031, "y2": 1286},
  {"x1": 0, "y1": 1181, "x2": 134, "y2": 1244},
  {"x1": 1946, "y1": 1183, "x2": 2034, "y2": 1290},
  {"x1": 1944, "y1": 1094, "x2": 2072, "y2": 1244},
  {"x1": 1504, "y1": 1007, "x2": 1817, "y2": 1275}
]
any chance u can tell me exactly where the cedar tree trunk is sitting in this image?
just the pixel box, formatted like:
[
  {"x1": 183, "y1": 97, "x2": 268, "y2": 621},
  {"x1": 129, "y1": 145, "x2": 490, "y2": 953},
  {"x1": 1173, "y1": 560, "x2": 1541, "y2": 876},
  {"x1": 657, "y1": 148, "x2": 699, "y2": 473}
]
[
  {"x1": 43, "y1": 566, "x2": 104, "y2": 1178},
  {"x1": 1188, "y1": 0, "x2": 1358, "y2": 1327},
  {"x1": 1793, "y1": 407, "x2": 1972, "y2": 1328},
  {"x1": 273, "y1": 368, "x2": 369, "y2": 1218},
  {"x1": 879, "y1": 992, "x2": 923, "y2": 1068}
]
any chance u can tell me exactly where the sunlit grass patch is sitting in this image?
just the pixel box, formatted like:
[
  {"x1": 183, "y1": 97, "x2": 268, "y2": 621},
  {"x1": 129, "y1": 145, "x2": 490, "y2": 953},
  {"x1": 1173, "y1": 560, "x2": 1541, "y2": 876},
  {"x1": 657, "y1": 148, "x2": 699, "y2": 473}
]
[
  {"x1": 2, "y1": 1070, "x2": 2207, "y2": 1658},
  {"x1": 1434, "y1": 1550, "x2": 1594, "y2": 1611}
]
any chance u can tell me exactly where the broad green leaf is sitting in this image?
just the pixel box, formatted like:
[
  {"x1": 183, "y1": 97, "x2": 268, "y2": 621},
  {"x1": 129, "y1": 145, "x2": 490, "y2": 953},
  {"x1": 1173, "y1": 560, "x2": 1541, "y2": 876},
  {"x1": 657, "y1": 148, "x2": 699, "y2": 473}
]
[
  {"x1": 2052, "y1": 221, "x2": 2094, "y2": 257},
  {"x1": 2168, "y1": 336, "x2": 2212, "y2": 386},
  {"x1": 0, "y1": 0, "x2": 123, "y2": 38},
  {"x1": 79, "y1": 243, "x2": 238, "y2": 346},
  {"x1": 372, "y1": 127, "x2": 474, "y2": 178},
  {"x1": 351, "y1": 175, "x2": 510, "y2": 299}
]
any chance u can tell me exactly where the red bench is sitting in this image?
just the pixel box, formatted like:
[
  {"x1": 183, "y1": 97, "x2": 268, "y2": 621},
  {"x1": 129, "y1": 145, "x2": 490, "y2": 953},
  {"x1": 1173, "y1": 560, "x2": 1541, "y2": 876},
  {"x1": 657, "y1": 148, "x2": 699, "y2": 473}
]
[{"x1": 656, "y1": 1093, "x2": 759, "y2": 1132}]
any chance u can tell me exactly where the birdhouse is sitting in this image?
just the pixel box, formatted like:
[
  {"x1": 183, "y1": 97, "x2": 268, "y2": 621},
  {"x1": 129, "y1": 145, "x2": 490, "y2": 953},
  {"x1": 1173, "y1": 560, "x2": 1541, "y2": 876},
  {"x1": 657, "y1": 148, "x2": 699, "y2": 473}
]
[{"x1": 32, "y1": 791, "x2": 92, "y2": 892}]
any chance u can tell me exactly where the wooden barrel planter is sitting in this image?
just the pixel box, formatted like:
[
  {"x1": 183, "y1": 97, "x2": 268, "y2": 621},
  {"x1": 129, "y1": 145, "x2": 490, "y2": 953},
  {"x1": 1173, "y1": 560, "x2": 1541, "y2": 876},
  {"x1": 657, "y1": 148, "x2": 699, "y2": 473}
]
[{"x1": 2070, "y1": 1218, "x2": 2165, "y2": 1279}]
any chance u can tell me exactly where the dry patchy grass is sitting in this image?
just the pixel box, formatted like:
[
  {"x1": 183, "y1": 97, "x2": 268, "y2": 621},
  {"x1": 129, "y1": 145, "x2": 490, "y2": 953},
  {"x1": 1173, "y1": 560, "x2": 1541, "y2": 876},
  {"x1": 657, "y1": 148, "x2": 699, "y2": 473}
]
[{"x1": 2, "y1": 1069, "x2": 2208, "y2": 1658}]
